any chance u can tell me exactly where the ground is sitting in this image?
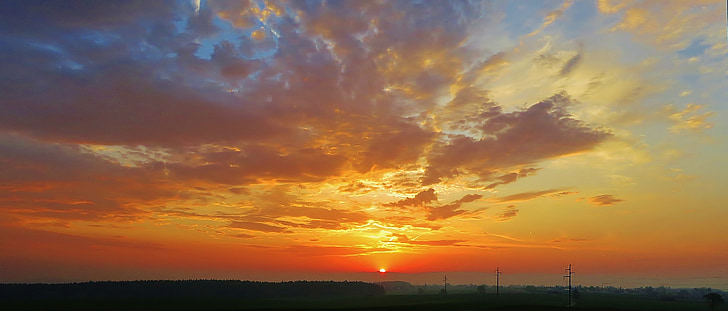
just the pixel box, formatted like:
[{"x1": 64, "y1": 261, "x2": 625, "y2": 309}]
[{"x1": 4, "y1": 292, "x2": 719, "y2": 311}]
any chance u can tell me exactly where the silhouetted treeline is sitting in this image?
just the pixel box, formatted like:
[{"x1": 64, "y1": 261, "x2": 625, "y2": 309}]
[{"x1": 0, "y1": 280, "x2": 385, "y2": 300}]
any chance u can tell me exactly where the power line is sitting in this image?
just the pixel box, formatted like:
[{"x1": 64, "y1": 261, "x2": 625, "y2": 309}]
[
  {"x1": 564, "y1": 264, "x2": 575, "y2": 307},
  {"x1": 495, "y1": 267, "x2": 502, "y2": 297}
]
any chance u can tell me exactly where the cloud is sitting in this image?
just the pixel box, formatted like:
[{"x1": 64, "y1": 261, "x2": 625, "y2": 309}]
[
  {"x1": 485, "y1": 168, "x2": 541, "y2": 189},
  {"x1": 525, "y1": 0, "x2": 573, "y2": 37},
  {"x1": 0, "y1": 60, "x2": 287, "y2": 146},
  {"x1": 427, "y1": 194, "x2": 483, "y2": 221},
  {"x1": 550, "y1": 191, "x2": 578, "y2": 198},
  {"x1": 281, "y1": 244, "x2": 388, "y2": 257},
  {"x1": 233, "y1": 186, "x2": 371, "y2": 231},
  {"x1": 427, "y1": 203, "x2": 467, "y2": 221},
  {"x1": 0, "y1": 226, "x2": 165, "y2": 251},
  {"x1": 354, "y1": 122, "x2": 434, "y2": 173},
  {"x1": 229, "y1": 221, "x2": 291, "y2": 233},
  {"x1": 0, "y1": 1, "x2": 178, "y2": 36},
  {"x1": 455, "y1": 194, "x2": 483, "y2": 204},
  {"x1": 383, "y1": 190, "x2": 481, "y2": 221},
  {"x1": 388, "y1": 233, "x2": 465, "y2": 246},
  {"x1": 423, "y1": 92, "x2": 611, "y2": 185},
  {"x1": 167, "y1": 146, "x2": 349, "y2": 184},
  {"x1": 0, "y1": 134, "x2": 177, "y2": 224},
  {"x1": 230, "y1": 233, "x2": 255, "y2": 239},
  {"x1": 596, "y1": 0, "x2": 631, "y2": 14},
  {"x1": 665, "y1": 104, "x2": 715, "y2": 133},
  {"x1": 497, "y1": 205, "x2": 519, "y2": 222},
  {"x1": 386, "y1": 189, "x2": 437, "y2": 207},
  {"x1": 602, "y1": 0, "x2": 725, "y2": 51},
  {"x1": 588, "y1": 194, "x2": 623, "y2": 206},
  {"x1": 559, "y1": 53, "x2": 582, "y2": 77},
  {"x1": 552, "y1": 237, "x2": 590, "y2": 243},
  {"x1": 337, "y1": 181, "x2": 378, "y2": 194},
  {"x1": 493, "y1": 189, "x2": 567, "y2": 203}
]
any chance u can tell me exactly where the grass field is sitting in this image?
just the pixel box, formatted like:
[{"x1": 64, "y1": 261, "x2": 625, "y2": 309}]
[{"x1": 3, "y1": 292, "x2": 720, "y2": 311}]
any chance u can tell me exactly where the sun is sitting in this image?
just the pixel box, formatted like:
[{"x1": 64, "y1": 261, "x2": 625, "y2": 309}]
[{"x1": 379, "y1": 268, "x2": 386, "y2": 273}]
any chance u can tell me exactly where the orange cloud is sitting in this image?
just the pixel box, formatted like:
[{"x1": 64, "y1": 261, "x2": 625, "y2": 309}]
[
  {"x1": 603, "y1": 0, "x2": 725, "y2": 50},
  {"x1": 497, "y1": 205, "x2": 519, "y2": 222},
  {"x1": 229, "y1": 221, "x2": 291, "y2": 233},
  {"x1": 525, "y1": 0, "x2": 573, "y2": 37},
  {"x1": 665, "y1": 104, "x2": 715, "y2": 133},
  {"x1": 387, "y1": 233, "x2": 465, "y2": 247},
  {"x1": 493, "y1": 189, "x2": 568, "y2": 204},
  {"x1": 588, "y1": 194, "x2": 623, "y2": 206}
]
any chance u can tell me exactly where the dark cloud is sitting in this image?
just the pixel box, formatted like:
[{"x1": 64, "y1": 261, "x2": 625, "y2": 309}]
[
  {"x1": 230, "y1": 233, "x2": 255, "y2": 239},
  {"x1": 497, "y1": 205, "x2": 519, "y2": 221},
  {"x1": 559, "y1": 53, "x2": 582, "y2": 76},
  {"x1": 228, "y1": 187, "x2": 249, "y2": 195},
  {"x1": 167, "y1": 147, "x2": 348, "y2": 184},
  {"x1": 427, "y1": 194, "x2": 483, "y2": 221},
  {"x1": 427, "y1": 203, "x2": 467, "y2": 221},
  {"x1": 337, "y1": 181, "x2": 378, "y2": 194},
  {"x1": 485, "y1": 168, "x2": 541, "y2": 189},
  {"x1": 588, "y1": 194, "x2": 623, "y2": 206},
  {"x1": 382, "y1": 189, "x2": 484, "y2": 222},
  {"x1": 550, "y1": 191, "x2": 578, "y2": 198},
  {"x1": 386, "y1": 189, "x2": 437, "y2": 207},
  {"x1": 424, "y1": 92, "x2": 610, "y2": 185},
  {"x1": 354, "y1": 122, "x2": 434, "y2": 173},
  {"x1": 0, "y1": 0, "x2": 180, "y2": 36},
  {"x1": 0, "y1": 59, "x2": 287, "y2": 146},
  {"x1": 455, "y1": 194, "x2": 483, "y2": 204}
]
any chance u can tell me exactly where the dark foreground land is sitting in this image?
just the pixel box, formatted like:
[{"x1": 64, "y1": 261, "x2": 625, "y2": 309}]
[{"x1": 1, "y1": 281, "x2": 723, "y2": 311}]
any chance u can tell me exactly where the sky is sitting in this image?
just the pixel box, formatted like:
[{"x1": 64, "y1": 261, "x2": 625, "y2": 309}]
[{"x1": 0, "y1": 0, "x2": 727, "y2": 289}]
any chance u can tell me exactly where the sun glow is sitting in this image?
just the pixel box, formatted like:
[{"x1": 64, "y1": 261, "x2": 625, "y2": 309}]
[{"x1": 379, "y1": 268, "x2": 386, "y2": 273}]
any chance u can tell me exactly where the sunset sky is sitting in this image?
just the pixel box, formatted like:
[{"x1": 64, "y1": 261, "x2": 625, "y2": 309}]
[{"x1": 1, "y1": 0, "x2": 727, "y2": 288}]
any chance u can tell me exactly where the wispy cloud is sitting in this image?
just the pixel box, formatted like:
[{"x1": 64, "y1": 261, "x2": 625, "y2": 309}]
[
  {"x1": 497, "y1": 205, "x2": 519, "y2": 222},
  {"x1": 387, "y1": 233, "x2": 466, "y2": 247},
  {"x1": 525, "y1": 0, "x2": 574, "y2": 37},
  {"x1": 229, "y1": 221, "x2": 291, "y2": 233},
  {"x1": 665, "y1": 104, "x2": 715, "y2": 133},
  {"x1": 493, "y1": 189, "x2": 568, "y2": 204},
  {"x1": 588, "y1": 194, "x2": 623, "y2": 206}
]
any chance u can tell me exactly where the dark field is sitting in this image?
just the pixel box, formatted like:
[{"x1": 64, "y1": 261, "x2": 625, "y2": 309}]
[
  {"x1": 2, "y1": 281, "x2": 724, "y2": 311},
  {"x1": 2, "y1": 292, "x2": 720, "y2": 311}
]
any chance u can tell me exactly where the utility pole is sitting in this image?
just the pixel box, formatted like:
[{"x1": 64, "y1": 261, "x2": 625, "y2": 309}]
[
  {"x1": 443, "y1": 274, "x2": 447, "y2": 294},
  {"x1": 564, "y1": 264, "x2": 574, "y2": 307},
  {"x1": 495, "y1": 267, "x2": 501, "y2": 297}
]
